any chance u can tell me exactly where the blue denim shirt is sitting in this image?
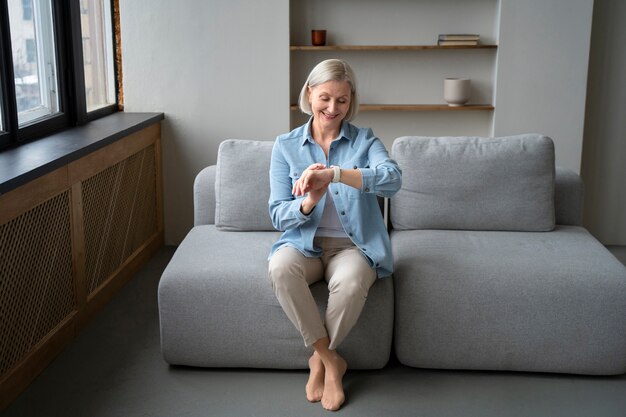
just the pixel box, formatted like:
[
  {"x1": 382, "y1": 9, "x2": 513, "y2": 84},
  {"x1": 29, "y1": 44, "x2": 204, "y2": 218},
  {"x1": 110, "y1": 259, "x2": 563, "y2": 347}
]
[{"x1": 268, "y1": 119, "x2": 402, "y2": 278}]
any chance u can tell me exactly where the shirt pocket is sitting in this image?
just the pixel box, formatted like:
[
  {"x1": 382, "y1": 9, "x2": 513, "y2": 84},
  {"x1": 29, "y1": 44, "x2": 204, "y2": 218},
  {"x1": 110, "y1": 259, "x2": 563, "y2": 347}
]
[
  {"x1": 342, "y1": 157, "x2": 369, "y2": 171},
  {"x1": 289, "y1": 165, "x2": 308, "y2": 188}
]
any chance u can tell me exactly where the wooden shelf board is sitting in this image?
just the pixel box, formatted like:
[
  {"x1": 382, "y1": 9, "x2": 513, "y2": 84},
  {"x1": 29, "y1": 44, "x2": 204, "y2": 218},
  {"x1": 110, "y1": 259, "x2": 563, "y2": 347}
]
[
  {"x1": 290, "y1": 44, "x2": 498, "y2": 51},
  {"x1": 290, "y1": 104, "x2": 494, "y2": 111}
]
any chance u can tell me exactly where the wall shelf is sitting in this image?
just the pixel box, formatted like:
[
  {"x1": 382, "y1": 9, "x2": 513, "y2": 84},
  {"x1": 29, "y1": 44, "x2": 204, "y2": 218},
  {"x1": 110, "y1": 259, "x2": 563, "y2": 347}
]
[
  {"x1": 288, "y1": 0, "x2": 499, "y2": 136},
  {"x1": 290, "y1": 104, "x2": 494, "y2": 112},
  {"x1": 290, "y1": 45, "x2": 498, "y2": 51}
]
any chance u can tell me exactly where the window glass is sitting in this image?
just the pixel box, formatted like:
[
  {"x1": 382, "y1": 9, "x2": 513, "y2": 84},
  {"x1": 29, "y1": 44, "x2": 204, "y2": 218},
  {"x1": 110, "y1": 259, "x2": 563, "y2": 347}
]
[
  {"x1": 8, "y1": 0, "x2": 60, "y2": 126},
  {"x1": 21, "y1": 0, "x2": 32, "y2": 20},
  {"x1": 80, "y1": 0, "x2": 116, "y2": 112}
]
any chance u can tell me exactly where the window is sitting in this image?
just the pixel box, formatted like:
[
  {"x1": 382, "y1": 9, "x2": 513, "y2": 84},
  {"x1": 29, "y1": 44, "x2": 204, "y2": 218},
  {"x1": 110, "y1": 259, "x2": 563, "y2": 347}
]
[
  {"x1": 9, "y1": 0, "x2": 60, "y2": 126},
  {"x1": 0, "y1": 0, "x2": 118, "y2": 150},
  {"x1": 80, "y1": 0, "x2": 115, "y2": 112}
]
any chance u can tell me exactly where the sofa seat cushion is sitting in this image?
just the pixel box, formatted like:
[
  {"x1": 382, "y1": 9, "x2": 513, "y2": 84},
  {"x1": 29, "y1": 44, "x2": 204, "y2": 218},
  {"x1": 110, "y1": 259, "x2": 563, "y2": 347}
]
[
  {"x1": 391, "y1": 134, "x2": 555, "y2": 232},
  {"x1": 391, "y1": 226, "x2": 626, "y2": 375},
  {"x1": 158, "y1": 225, "x2": 394, "y2": 369}
]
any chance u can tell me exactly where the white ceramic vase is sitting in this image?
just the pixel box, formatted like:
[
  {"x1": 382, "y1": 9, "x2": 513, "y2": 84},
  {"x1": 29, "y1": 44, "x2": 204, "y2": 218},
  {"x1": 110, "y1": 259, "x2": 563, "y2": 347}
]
[{"x1": 444, "y1": 78, "x2": 471, "y2": 107}]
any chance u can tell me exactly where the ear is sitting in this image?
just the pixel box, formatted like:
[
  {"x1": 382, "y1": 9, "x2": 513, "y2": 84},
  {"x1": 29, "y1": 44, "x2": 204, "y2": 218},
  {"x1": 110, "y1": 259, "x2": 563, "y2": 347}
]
[{"x1": 307, "y1": 86, "x2": 313, "y2": 104}]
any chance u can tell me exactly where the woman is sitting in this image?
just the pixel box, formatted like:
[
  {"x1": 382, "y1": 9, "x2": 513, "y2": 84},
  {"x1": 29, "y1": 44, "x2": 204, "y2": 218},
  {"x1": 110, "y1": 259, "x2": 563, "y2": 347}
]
[{"x1": 268, "y1": 59, "x2": 402, "y2": 411}]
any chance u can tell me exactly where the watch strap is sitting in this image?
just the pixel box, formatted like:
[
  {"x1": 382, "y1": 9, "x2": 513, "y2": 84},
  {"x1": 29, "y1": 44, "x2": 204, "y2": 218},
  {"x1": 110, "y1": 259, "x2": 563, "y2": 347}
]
[{"x1": 331, "y1": 165, "x2": 341, "y2": 183}]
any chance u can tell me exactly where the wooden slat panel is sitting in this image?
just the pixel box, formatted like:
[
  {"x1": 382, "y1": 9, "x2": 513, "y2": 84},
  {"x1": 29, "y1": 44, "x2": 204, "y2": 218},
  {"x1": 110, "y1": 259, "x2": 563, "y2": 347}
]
[
  {"x1": 0, "y1": 191, "x2": 75, "y2": 376},
  {"x1": 78, "y1": 231, "x2": 163, "y2": 331},
  {"x1": 70, "y1": 183, "x2": 87, "y2": 312},
  {"x1": 359, "y1": 104, "x2": 495, "y2": 111},
  {"x1": 0, "y1": 313, "x2": 76, "y2": 411},
  {"x1": 81, "y1": 145, "x2": 158, "y2": 295},
  {"x1": 290, "y1": 103, "x2": 495, "y2": 111},
  {"x1": 154, "y1": 134, "x2": 164, "y2": 233},
  {"x1": 290, "y1": 44, "x2": 498, "y2": 51}
]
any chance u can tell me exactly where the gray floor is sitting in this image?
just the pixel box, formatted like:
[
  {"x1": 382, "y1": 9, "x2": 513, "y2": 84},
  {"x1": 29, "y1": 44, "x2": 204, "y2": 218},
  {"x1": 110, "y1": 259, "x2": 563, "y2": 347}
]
[{"x1": 4, "y1": 246, "x2": 626, "y2": 417}]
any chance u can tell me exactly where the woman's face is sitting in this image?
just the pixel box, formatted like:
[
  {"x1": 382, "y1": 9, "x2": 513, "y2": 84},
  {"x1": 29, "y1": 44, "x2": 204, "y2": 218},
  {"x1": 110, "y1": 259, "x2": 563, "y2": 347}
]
[{"x1": 308, "y1": 80, "x2": 352, "y2": 131}]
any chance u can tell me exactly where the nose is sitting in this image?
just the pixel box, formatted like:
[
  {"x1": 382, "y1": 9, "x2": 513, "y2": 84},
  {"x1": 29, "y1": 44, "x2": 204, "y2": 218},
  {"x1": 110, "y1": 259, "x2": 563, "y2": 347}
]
[{"x1": 328, "y1": 100, "x2": 337, "y2": 113}]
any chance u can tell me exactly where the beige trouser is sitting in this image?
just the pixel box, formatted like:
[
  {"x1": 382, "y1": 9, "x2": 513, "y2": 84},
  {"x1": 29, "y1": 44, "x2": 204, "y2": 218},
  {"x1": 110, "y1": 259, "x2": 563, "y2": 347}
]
[{"x1": 268, "y1": 237, "x2": 377, "y2": 350}]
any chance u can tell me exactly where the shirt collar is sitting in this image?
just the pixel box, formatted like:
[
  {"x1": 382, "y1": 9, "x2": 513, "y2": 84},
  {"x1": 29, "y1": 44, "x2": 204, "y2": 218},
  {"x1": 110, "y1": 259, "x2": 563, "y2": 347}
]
[{"x1": 301, "y1": 117, "x2": 352, "y2": 146}]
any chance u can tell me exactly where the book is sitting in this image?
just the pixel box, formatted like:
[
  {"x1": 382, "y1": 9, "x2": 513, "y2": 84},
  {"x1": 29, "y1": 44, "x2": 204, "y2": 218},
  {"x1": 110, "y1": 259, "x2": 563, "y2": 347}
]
[
  {"x1": 438, "y1": 34, "x2": 480, "y2": 41},
  {"x1": 438, "y1": 40, "x2": 479, "y2": 46}
]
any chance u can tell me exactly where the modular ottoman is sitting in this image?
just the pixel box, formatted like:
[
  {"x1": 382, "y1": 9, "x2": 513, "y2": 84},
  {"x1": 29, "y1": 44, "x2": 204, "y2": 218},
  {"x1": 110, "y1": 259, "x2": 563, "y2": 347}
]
[{"x1": 390, "y1": 135, "x2": 626, "y2": 375}]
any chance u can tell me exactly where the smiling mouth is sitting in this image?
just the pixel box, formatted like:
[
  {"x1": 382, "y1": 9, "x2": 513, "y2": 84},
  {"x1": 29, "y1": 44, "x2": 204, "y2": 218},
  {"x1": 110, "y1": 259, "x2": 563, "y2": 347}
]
[{"x1": 321, "y1": 111, "x2": 339, "y2": 120}]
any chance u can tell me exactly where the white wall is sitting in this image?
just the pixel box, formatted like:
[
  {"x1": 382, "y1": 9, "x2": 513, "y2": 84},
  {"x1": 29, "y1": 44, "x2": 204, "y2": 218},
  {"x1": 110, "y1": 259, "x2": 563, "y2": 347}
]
[
  {"x1": 581, "y1": 0, "x2": 626, "y2": 244},
  {"x1": 121, "y1": 0, "x2": 599, "y2": 245},
  {"x1": 493, "y1": 0, "x2": 594, "y2": 173},
  {"x1": 120, "y1": 0, "x2": 289, "y2": 244}
]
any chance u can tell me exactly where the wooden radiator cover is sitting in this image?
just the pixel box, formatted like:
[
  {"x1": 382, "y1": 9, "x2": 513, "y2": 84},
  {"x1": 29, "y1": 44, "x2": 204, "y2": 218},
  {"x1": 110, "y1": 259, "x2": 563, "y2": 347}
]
[
  {"x1": 0, "y1": 191, "x2": 74, "y2": 377},
  {"x1": 0, "y1": 122, "x2": 163, "y2": 409}
]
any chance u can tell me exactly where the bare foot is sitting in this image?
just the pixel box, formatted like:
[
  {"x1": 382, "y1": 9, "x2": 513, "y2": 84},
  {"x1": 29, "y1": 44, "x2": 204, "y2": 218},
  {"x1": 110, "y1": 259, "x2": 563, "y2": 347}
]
[
  {"x1": 306, "y1": 352, "x2": 325, "y2": 402},
  {"x1": 321, "y1": 353, "x2": 347, "y2": 411}
]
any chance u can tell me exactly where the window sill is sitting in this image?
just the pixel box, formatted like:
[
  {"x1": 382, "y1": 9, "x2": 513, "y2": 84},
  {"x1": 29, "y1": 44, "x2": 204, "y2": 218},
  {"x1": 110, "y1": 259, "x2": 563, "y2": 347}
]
[{"x1": 0, "y1": 112, "x2": 165, "y2": 195}]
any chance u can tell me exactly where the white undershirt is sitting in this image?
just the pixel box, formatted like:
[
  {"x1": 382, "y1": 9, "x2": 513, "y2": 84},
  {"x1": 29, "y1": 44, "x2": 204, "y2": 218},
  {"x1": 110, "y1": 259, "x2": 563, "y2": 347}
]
[{"x1": 316, "y1": 194, "x2": 349, "y2": 238}]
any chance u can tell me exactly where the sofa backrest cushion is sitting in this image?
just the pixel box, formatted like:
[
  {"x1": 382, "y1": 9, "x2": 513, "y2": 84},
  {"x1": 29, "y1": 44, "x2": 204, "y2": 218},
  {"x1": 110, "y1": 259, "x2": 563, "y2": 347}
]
[
  {"x1": 390, "y1": 134, "x2": 555, "y2": 232},
  {"x1": 215, "y1": 139, "x2": 275, "y2": 231}
]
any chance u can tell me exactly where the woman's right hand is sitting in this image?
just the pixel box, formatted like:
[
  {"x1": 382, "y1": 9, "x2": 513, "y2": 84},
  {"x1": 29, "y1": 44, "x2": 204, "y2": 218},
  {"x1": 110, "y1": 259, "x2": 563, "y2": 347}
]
[{"x1": 293, "y1": 163, "x2": 332, "y2": 214}]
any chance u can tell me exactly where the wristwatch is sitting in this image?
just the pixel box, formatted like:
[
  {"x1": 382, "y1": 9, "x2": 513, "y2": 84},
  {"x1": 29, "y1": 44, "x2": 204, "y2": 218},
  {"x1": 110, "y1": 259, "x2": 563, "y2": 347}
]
[{"x1": 331, "y1": 165, "x2": 341, "y2": 183}]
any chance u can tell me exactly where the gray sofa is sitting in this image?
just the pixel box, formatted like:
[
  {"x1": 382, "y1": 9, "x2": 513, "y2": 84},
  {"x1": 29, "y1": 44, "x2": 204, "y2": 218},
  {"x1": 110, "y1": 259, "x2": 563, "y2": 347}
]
[{"x1": 158, "y1": 135, "x2": 626, "y2": 375}]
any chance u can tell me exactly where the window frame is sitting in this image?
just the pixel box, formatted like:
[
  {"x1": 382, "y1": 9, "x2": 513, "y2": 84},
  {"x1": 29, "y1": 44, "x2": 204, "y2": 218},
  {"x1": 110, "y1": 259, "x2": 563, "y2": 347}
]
[
  {"x1": 69, "y1": 0, "x2": 118, "y2": 124},
  {"x1": 16, "y1": 0, "x2": 61, "y2": 126},
  {"x1": 0, "y1": 0, "x2": 119, "y2": 151}
]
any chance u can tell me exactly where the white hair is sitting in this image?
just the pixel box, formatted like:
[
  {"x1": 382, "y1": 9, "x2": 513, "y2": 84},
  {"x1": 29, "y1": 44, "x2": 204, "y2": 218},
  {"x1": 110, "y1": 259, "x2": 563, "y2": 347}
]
[{"x1": 298, "y1": 59, "x2": 359, "y2": 121}]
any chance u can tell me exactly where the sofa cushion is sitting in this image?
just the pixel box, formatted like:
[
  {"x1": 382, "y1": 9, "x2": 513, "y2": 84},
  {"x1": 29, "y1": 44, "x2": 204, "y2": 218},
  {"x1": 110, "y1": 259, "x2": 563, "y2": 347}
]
[
  {"x1": 391, "y1": 226, "x2": 626, "y2": 375},
  {"x1": 215, "y1": 139, "x2": 275, "y2": 231},
  {"x1": 158, "y1": 225, "x2": 394, "y2": 369},
  {"x1": 390, "y1": 134, "x2": 555, "y2": 232}
]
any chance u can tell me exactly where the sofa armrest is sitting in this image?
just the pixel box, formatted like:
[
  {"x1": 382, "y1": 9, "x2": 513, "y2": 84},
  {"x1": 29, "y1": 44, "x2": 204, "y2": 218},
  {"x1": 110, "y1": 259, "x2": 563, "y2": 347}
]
[
  {"x1": 194, "y1": 165, "x2": 216, "y2": 226},
  {"x1": 555, "y1": 166, "x2": 584, "y2": 226}
]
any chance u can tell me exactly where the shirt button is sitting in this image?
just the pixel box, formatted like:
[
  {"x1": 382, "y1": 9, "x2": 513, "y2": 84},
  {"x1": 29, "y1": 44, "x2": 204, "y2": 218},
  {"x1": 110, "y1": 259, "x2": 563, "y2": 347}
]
[
  {"x1": 341, "y1": 211, "x2": 345, "y2": 215},
  {"x1": 365, "y1": 188, "x2": 370, "y2": 192},
  {"x1": 334, "y1": 191, "x2": 338, "y2": 195},
  {"x1": 353, "y1": 165, "x2": 358, "y2": 169},
  {"x1": 376, "y1": 263, "x2": 380, "y2": 267},
  {"x1": 362, "y1": 248, "x2": 367, "y2": 251},
  {"x1": 348, "y1": 232, "x2": 353, "y2": 237},
  {"x1": 293, "y1": 172, "x2": 298, "y2": 176}
]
